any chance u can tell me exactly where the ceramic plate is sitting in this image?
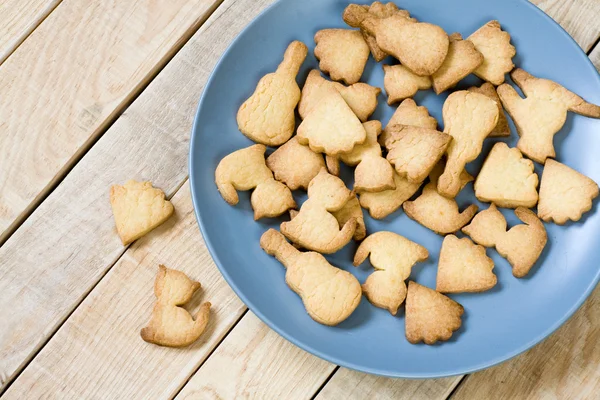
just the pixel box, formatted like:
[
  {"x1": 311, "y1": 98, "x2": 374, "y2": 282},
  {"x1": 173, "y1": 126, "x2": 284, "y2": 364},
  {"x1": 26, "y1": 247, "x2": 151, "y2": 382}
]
[{"x1": 189, "y1": 0, "x2": 600, "y2": 377}]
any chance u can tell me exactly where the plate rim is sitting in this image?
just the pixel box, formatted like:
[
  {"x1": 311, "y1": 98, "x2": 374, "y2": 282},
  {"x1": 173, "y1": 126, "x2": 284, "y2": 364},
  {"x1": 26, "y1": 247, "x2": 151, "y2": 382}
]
[{"x1": 189, "y1": 0, "x2": 600, "y2": 378}]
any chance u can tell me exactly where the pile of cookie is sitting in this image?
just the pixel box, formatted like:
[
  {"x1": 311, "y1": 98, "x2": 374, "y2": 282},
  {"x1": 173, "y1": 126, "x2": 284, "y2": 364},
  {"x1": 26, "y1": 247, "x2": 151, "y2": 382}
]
[{"x1": 215, "y1": 2, "x2": 600, "y2": 345}]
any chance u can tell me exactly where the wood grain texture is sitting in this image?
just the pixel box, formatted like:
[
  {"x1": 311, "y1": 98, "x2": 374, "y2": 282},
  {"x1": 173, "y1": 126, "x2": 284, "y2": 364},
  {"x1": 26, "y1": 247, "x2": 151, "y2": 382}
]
[
  {"x1": 176, "y1": 312, "x2": 336, "y2": 400},
  {"x1": 3, "y1": 182, "x2": 246, "y2": 399},
  {"x1": 590, "y1": 43, "x2": 600, "y2": 69},
  {"x1": 531, "y1": 0, "x2": 600, "y2": 51},
  {"x1": 0, "y1": 0, "x2": 262, "y2": 390},
  {"x1": 0, "y1": 0, "x2": 223, "y2": 244},
  {"x1": 316, "y1": 369, "x2": 461, "y2": 400},
  {"x1": 0, "y1": 0, "x2": 62, "y2": 65}
]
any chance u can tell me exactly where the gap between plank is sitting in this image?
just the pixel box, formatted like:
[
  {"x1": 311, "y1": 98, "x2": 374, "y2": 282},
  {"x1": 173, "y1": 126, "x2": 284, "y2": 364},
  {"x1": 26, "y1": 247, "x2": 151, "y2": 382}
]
[
  {"x1": 587, "y1": 34, "x2": 600, "y2": 55},
  {"x1": 0, "y1": 0, "x2": 225, "y2": 249},
  {"x1": 0, "y1": 0, "x2": 64, "y2": 66},
  {"x1": 309, "y1": 366, "x2": 340, "y2": 400},
  {"x1": 444, "y1": 375, "x2": 466, "y2": 399}
]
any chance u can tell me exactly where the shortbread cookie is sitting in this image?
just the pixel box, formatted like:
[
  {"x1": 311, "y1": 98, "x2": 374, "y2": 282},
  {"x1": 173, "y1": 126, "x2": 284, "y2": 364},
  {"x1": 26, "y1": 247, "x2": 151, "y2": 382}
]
[
  {"x1": 429, "y1": 159, "x2": 474, "y2": 193},
  {"x1": 466, "y1": 20, "x2": 515, "y2": 85},
  {"x1": 361, "y1": 14, "x2": 449, "y2": 76},
  {"x1": 354, "y1": 232, "x2": 428, "y2": 315},
  {"x1": 382, "y1": 64, "x2": 432, "y2": 104},
  {"x1": 298, "y1": 70, "x2": 380, "y2": 122},
  {"x1": 358, "y1": 171, "x2": 421, "y2": 219},
  {"x1": 110, "y1": 180, "x2": 174, "y2": 245},
  {"x1": 432, "y1": 33, "x2": 483, "y2": 94},
  {"x1": 405, "y1": 281, "x2": 464, "y2": 345},
  {"x1": 498, "y1": 69, "x2": 600, "y2": 163},
  {"x1": 537, "y1": 159, "x2": 599, "y2": 224},
  {"x1": 314, "y1": 29, "x2": 370, "y2": 85},
  {"x1": 380, "y1": 98, "x2": 437, "y2": 145},
  {"x1": 261, "y1": 229, "x2": 361, "y2": 326},
  {"x1": 463, "y1": 204, "x2": 547, "y2": 277},
  {"x1": 438, "y1": 91, "x2": 499, "y2": 197},
  {"x1": 332, "y1": 195, "x2": 366, "y2": 241},
  {"x1": 343, "y1": 2, "x2": 414, "y2": 62},
  {"x1": 280, "y1": 168, "x2": 356, "y2": 253},
  {"x1": 436, "y1": 235, "x2": 496, "y2": 293},
  {"x1": 474, "y1": 142, "x2": 539, "y2": 208},
  {"x1": 297, "y1": 88, "x2": 367, "y2": 155},
  {"x1": 141, "y1": 265, "x2": 211, "y2": 347},
  {"x1": 384, "y1": 125, "x2": 451, "y2": 183},
  {"x1": 215, "y1": 145, "x2": 295, "y2": 219},
  {"x1": 266, "y1": 136, "x2": 325, "y2": 190},
  {"x1": 467, "y1": 82, "x2": 510, "y2": 137},
  {"x1": 237, "y1": 41, "x2": 308, "y2": 146},
  {"x1": 325, "y1": 154, "x2": 340, "y2": 176}
]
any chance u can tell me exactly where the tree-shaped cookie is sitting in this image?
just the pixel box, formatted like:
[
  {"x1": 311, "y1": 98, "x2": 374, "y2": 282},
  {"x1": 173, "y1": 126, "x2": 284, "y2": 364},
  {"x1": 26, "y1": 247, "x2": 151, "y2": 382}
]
[
  {"x1": 438, "y1": 90, "x2": 499, "y2": 198},
  {"x1": 237, "y1": 41, "x2": 308, "y2": 146},
  {"x1": 141, "y1": 265, "x2": 211, "y2": 347},
  {"x1": 498, "y1": 69, "x2": 600, "y2": 163},
  {"x1": 403, "y1": 165, "x2": 478, "y2": 235},
  {"x1": 110, "y1": 180, "x2": 174, "y2": 245},
  {"x1": 215, "y1": 144, "x2": 295, "y2": 219},
  {"x1": 297, "y1": 88, "x2": 367, "y2": 156},
  {"x1": 436, "y1": 235, "x2": 496, "y2": 293},
  {"x1": 537, "y1": 159, "x2": 599, "y2": 225},
  {"x1": 266, "y1": 137, "x2": 325, "y2": 191},
  {"x1": 382, "y1": 64, "x2": 431, "y2": 104},
  {"x1": 260, "y1": 229, "x2": 362, "y2": 326},
  {"x1": 298, "y1": 70, "x2": 380, "y2": 122},
  {"x1": 405, "y1": 281, "x2": 464, "y2": 345},
  {"x1": 463, "y1": 204, "x2": 547, "y2": 277},
  {"x1": 432, "y1": 33, "x2": 483, "y2": 94},
  {"x1": 328, "y1": 120, "x2": 395, "y2": 192},
  {"x1": 474, "y1": 142, "x2": 539, "y2": 208},
  {"x1": 466, "y1": 20, "x2": 516, "y2": 85},
  {"x1": 354, "y1": 232, "x2": 428, "y2": 315},
  {"x1": 280, "y1": 168, "x2": 356, "y2": 253},
  {"x1": 384, "y1": 125, "x2": 451, "y2": 183},
  {"x1": 381, "y1": 98, "x2": 438, "y2": 145},
  {"x1": 314, "y1": 29, "x2": 370, "y2": 85},
  {"x1": 467, "y1": 82, "x2": 510, "y2": 137}
]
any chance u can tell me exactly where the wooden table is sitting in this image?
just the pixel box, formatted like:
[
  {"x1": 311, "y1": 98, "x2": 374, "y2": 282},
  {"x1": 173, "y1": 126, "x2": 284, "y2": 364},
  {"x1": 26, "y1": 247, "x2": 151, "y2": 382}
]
[{"x1": 0, "y1": 0, "x2": 599, "y2": 398}]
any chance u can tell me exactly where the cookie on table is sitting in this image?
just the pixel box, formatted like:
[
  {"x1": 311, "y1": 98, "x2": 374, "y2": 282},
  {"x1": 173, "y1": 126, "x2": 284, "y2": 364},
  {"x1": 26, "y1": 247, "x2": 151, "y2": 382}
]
[
  {"x1": 141, "y1": 265, "x2": 211, "y2": 347},
  {"x1": 405, "y1": 281, "x2": 464, "y2": 345},
  {"x1": 466, "y1": 20, "x2": 516, "y2": 85},
  {"x1": 431, "y1": 33, "x2": 483, "y2": 94},
  {"x1": 382, "y1": 64, "x2": 432, "y2": 104},
  {"x1": 215, "y1": 144, "x2": 295, "y2": 219},
  {"x1": 537, "y1": 159, "x2": 599, "y2": 225},
  {"x1": 299, "y1": 69, "x2": 380, "y2": 122},
  {"x1": 110, "y1": 180, "x2": 174, "y2": 245},
  {"x1": 358, "y1": 170, "x2": 421, "y2": 219},
  {"x1": 237, "y1": 41, "x2": 307, "y2": 146},
  {"x1": 354, "y1": 231, "x2": 428, "y2": 315},
  {"x1": 266, "y1": 136, "x2": 325, "y2": 191},
  {"x1": 438, "y1": 90, "x2": 499, "y2": 198},
  {"x1": 297, "y1": 88, "x2": 367, "y2": 156},
  {"x1": 463, "y1": 204, "x2": 547, "y2": 277},
  {"x1": 384, "y1": 125, "x2": 451, "y2": 184},
  {"x1": 436, "y1": 235, "x2": 496, "y2": 293},
  {"x1": 474, "y1": 142, "x2": 539, "y2": 208},
  {"x1": 332, "y1": 195, "x2": 366, "y2": 241},
  {"x1": 314, "y1": 29, "x2": 370, "y2": 85},
  {"x1": 498, "y1": 68, "x2": 600, "y2": 163},
  {"x1": 467, "y1": 82, "x2": 510, "y2": 137},
  {"x1": 380, "y1": 98, "x2": 437, "y2": 145},
  {"x1": 261, "y1": 229, "x2": 361, "y2": 326},
  {"x1": 280, "y1": 168, "x2": 356, "y2": 253}
]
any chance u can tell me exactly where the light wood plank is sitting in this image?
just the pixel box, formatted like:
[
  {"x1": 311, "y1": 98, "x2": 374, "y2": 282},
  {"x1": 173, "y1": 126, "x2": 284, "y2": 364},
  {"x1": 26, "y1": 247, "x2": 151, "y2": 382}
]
[
  {"x1": 531, "y1": 0, "x2": 600, "y2": 52},
  {"x1": 0, "y1": 0, "x2": 62, "y2": 65},
  {"x1": 3, "y1": 182, "x2": 246, "y2": 399},
  {"x1": 0, "y1": 0, "x2": 223, "y2": 244},
  {"x1": 316, "y1": 369, "x2": 461, "y2": 400},
  {"x1": 590, "y1": 43, "x2": 600, "y2": 69},
  {"x1": 0, "y1": 0, "x2": 263, "y2": 390},
  {"x1": 176, "y1": 312, "x2": 336, "y2": 400}
]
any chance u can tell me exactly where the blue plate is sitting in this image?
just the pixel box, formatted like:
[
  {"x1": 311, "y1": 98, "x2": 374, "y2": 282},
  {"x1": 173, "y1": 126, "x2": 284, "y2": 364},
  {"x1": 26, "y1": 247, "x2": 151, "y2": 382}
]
[{"x1": 190, "y1": 0, "x2": 600, "y2": 377}]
